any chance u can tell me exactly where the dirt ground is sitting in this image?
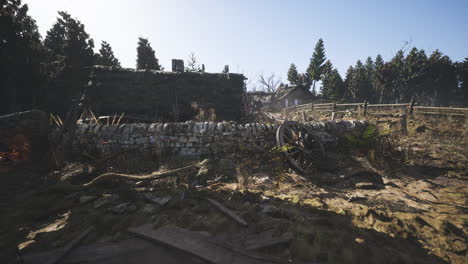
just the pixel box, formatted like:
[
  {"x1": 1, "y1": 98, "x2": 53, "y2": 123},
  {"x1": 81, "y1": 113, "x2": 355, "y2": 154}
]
[{"x1": 0, "y1": 116, "x2": 466, "y2": 264}]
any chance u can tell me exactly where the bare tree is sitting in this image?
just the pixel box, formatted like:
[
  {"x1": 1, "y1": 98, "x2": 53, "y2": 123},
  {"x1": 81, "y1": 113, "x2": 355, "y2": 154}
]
[
  {"x1": 186, "y1": 51, "x2": 200, "y2": 72},
  {"x1": 258, "y1": 73, "x2": 281, "y2": 93}
]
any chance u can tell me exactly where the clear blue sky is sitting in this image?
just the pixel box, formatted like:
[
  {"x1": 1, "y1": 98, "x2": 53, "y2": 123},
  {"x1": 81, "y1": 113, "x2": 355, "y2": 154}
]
[{"x1": 26, "y1": 0, "x2": 468, "y2": 90}]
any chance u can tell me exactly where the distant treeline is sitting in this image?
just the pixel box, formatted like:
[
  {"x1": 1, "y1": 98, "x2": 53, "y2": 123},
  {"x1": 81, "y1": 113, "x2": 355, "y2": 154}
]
[
  {"x1": 1, "y1": 0, "x2": 164, "y2": 115},
  {"x1": 1, "y1": 0, "x2": 467, "y2": 117},
  {"x1": 287, "y1": 39, "x2": 467, "y2": 106}
]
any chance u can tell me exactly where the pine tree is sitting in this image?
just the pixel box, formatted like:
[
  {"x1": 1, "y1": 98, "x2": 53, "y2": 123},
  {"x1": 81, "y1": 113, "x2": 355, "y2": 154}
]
[
  {"x1": 461, "y1": 58, "x2": 468, "y2": 106},
  {"x1": 345, "y1": 60, "x2": 368, "y2": 103},
  {"x1": 298, "y1": 73, "x2": 311, "y2": 88},
  {"x1": 321, "y1": 60, "x2": 344, "y2": 102},
  {"x1": 44, "y1": 11, "x2": 96, "y2": 113},
  {"x1": 373, "y1": 54, "x2": 384, "y2": 102},
  {"x1": 96, "y1": 41, "x2": 121, "y2": 67},
  {"x1": 0, "y1": 0, "x2": 45, "y2": 114},
  {"x1": 307, "y1": 38, "x2": 326, "y2": 95},
  {"x1": 365, "y1": 57, "x2": 374, "y2": 78},
  {"x1": 425, "y1": 50, "x2": 457, "y2": 106},
  {"x1": 330, "y1": 69, "x2": 345, "y2": 101},
  {"x1": 363, "y1": 57, "x2": 375, "y2": 101},
  {"x1": 45, "y1": 11, "x2": 95, "y2": 76},
  {"x1": 320, "y1": 60, "x2": 334, "y2": 99},
  {"x1": 344, "y1": 66, "x2": 354, "y2": 102},
  {"x1": 136, "y1": 37, "x2": 162, "y2": 70},
  {"x1": 388, "y1": 50, "x2": 405, "y2": 102},
  {"x1": 287, "y1": 63, "x2": 300, "y2": 85},
  {"x1": 402, "y1": 48, "x2": 428, "y2": 103}
]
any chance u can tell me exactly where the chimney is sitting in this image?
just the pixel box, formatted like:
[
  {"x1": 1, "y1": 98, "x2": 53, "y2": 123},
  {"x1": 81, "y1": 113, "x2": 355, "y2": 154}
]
[{"x1": 172, "y1": 59, "x2": 184, "y2": 72}]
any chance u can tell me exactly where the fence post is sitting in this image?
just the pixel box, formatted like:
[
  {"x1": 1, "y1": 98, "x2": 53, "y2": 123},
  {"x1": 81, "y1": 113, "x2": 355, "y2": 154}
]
[
  {"x1": 400, "y1": 113, "x2": 408, "y2": 135},
  {"x1": 331, "y1": 102, "x2": 336, "y2": 121},
  {"x1": 408, "y1": 98, "x2": 415, "y2": 117},
  {"x1": 363, "y1": 100, "x2": 368, "y2": 117}
]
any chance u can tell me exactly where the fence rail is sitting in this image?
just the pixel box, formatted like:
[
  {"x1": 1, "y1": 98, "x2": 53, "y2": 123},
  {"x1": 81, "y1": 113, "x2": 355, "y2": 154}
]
[{"x1": 283, "y1": 101, "x2": 468, "y2": 118}]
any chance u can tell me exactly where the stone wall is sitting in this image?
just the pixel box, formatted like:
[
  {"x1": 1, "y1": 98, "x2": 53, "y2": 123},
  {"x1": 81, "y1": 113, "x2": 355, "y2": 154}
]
[
  {"x1": 86, "y1": 66, "x2": 246, "y2": 122},
  {"x1": 73, "y1": 120, "x2": 367, "y2": 158},
  {"x1": 0, "y1": 110, "x2": 49, "y2": 162}
]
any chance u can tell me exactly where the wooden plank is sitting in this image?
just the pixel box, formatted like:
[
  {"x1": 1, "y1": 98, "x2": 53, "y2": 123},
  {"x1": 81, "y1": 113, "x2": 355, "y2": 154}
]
[
  {"x1": 335, "y1": 103, "x2": 364, "y2": 107},
  {"x1": 244, "y1": 232, "x2": 294, "y2": 251},
  {"x1": 44, "y1": 226, "x2": 94, "y2": 264},
  {"x1": 414, "y1": 111, "x2": 467, "y2": 116},
  {"x1": 23, "y1": 238, "x2": 206, "y2": 264},
  {"x1": 207, "y1": 198, "x2": 248, "y2": 227},
  {"x1": 128, "y1": 225, "x2": 281, "y2": 264},
  {"x1": 312, "y1": 103, "x2": 334, "y2": 106},
  {"x1": 414, "y1": 106, "x2": 468, "y2": 111},
  {"x1": 367, "y1": 103, "x2": 410, "y2": 107}
]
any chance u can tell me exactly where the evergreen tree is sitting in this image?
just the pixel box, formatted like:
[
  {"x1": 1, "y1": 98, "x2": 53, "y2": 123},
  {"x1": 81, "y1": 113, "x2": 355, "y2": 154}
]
[
  {"x1": 402, "y1": 48, "x2": 428, "y2": 103},
  {"x1": 330, "y1": 69, "x2": 345, "y2": 101},
  {"x1": 297, "y1": 73, "x2": 311, "y2": 88},
  {"x1": 96, "y1": 41, "x2": 121, "y2": 67},
  {"x1": 0, "y1": 0, "x2": 45, "y2": 114},
  {"x1": 373, "y1": 54, "x2": 385, "y2": 102},
  {"x1": 460, "y1": 58, "x2": 468, "y2": 105},
  {"x1": 365, "y1": 57, "x2": 374, "y2": 79},
  {"x1": 321, "y1": 60, "x2": 344, "y2": 101},
  {"x1": 307, "y1": 38, "x2": 326, "y2": 95},
  {"x1": 320, "y1": 60, "x2": 334, "y2": 99},
  {"x1": 136, "y1": 37, "x2": 162, "y2": 70},
  {"x1": 425, "y1": 50, "x2": 457, "y2": 106},
  {"x1": 45, "y1": 11, "x2": 95, "y2": 76},
  {"x1": 363, "y1": 57, "x2": 375, "y2": 101},
  {"x1": 344, "y1": 66, "x2": 355, "y2": 102},
  {"x1": 388, "y1": 50, "x2": 405, "y2": 102},
  {"x1": 44, "y1": 11, "x2": 95, "y2": 113},
  {"x1": 287, "y1": 63, "x2": 300, "y2": 85},
  {"x1": 346, "y1": 60, "x2": 368, "y2": 103},
  {"x1": 374, "y1": 55, "x2": 384, "y2": 69}
]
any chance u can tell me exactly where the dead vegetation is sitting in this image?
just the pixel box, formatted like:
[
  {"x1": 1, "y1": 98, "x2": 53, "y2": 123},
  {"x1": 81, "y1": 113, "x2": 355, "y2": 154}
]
[{"x1": 0, "y1": 114, "x2": 466, "y2": 264}]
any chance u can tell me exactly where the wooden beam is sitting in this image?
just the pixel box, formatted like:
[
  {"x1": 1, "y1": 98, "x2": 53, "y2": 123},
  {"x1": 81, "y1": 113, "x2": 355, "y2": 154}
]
[
  {"x1": 207, "y1": 198, "x2": 248, "y2": 227},
  {"x1": 128, "y1": 225, "x2": 281, "y2": 264}
]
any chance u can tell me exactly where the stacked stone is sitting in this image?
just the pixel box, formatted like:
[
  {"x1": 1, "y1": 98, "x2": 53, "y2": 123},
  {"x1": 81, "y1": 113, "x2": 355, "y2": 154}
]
[
  {"x1": 87, "y1": 66, "x2": 246, "y2": 122},
  {"x1": 73, "y1": 120, "x2": 367, "y2": 158}
]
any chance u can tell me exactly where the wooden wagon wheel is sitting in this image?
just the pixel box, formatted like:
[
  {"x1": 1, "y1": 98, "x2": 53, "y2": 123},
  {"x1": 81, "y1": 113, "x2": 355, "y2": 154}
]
[{"x1": 276, "y1": 121, "x2": 324, "y2": 174}]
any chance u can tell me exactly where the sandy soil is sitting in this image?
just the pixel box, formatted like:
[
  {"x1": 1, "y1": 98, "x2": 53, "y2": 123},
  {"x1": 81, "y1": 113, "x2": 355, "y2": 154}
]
[{"x1": 0, "y1": 117, "x2": 466, "y2": 264}]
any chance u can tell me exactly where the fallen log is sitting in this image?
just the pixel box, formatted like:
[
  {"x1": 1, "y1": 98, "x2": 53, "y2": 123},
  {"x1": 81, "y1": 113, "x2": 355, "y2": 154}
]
[
  {"x1": 44, "y1": 226, "x2": 94, "y2": 264},
  {"x1": 244, "y1": 232, "x2": 294, "y2": 251},
  {"x1": 207, "y1": 198, "x2": 248, "y2": 227},
  {"x1": 82, "y1": 163, "x2": 198, "y2": 187},
  {"x1": 128, "y1": 224, "x2": 281, "y2": 264}
]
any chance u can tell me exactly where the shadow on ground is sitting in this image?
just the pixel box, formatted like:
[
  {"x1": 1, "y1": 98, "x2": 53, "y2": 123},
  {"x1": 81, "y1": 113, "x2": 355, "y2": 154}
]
[{"x1": 0, "y1": 163, "x2": 453, "y2": 264}]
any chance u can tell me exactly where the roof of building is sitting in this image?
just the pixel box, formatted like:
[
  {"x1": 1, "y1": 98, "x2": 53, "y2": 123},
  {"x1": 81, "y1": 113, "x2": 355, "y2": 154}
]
[{"x1": 277, "y1": 85, "x2": 313, "y2": 100}]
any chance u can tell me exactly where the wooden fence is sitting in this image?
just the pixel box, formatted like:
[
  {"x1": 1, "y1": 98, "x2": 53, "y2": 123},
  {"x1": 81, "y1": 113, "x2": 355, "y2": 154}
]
[{"x1": 283, "y1": 101, "x2": 468, "y2": 118}]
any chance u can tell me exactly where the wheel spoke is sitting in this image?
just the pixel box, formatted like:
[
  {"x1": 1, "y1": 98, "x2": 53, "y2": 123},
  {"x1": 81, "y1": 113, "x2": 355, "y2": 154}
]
[{"x1": 276, "y1": 121, "x2": 324, "y2": 175}]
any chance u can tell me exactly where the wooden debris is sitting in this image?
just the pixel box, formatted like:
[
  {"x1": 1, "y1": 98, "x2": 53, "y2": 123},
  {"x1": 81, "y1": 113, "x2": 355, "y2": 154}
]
[
  {"x1": 43, "y1": 226, "x2": 94, "y2": 264},
  {"x1": 144, "y1": 193, "x2": 172, "y2": 206},
  {"x1": 22, "y1": 238, "x2": 204, "y2": 264},
  {"x1": 128, "y1": 224, "x2": 281, "y2": 264},
  {"x1": 245, "y1": 232, "x2": 294, "y2": 251},
  {"x1": 82, "y1": 163, "x2": 197, "y2": 187},
  {"x1": 207, "y1": 198, "x2": 248, "y2": 227}
]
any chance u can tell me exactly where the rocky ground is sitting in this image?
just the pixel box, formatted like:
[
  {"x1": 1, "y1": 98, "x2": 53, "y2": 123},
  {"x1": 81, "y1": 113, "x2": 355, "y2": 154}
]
[{"x1": 0, "y1": 116, "x2": 466, "y2": 264}]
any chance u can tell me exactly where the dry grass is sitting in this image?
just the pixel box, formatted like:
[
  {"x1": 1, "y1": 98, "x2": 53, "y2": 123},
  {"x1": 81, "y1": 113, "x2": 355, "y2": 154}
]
[{"x1": 396, "y1": 116, "x2": 468, "y2": 175}]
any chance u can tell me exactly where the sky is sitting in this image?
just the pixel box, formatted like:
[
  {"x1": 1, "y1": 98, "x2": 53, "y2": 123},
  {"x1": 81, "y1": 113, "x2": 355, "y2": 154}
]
[{"x1": 25, "y1": 0, "x2": 468, "y2": 90}]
